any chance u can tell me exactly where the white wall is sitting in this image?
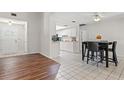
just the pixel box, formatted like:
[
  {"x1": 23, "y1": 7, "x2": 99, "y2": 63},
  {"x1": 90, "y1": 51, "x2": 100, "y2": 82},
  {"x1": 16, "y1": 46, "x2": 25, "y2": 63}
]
[
  {"x1": 0, "y1": 12, "x2": 41, "y2": 53},
  {"x1": 49, "y1": 14, "x2": 60, "y2": 58},
  {"x1": 85, "y1": 16, "x2": 124, "y2": 56},
  {"x1": 79, "y1": 26, "x2": 88, "y2": 51},
  {"x1": 40, "y1": 13, "x2": 50, "y2": 57},
  {"x1": 40, "y1": 13, "x2": 60, "y2": 58}
]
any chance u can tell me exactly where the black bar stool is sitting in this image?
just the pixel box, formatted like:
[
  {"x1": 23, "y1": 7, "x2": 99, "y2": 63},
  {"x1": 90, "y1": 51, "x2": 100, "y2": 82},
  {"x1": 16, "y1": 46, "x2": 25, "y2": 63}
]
[{"x1": 87, "y1": 42, "x2": 104, "y2": 67}]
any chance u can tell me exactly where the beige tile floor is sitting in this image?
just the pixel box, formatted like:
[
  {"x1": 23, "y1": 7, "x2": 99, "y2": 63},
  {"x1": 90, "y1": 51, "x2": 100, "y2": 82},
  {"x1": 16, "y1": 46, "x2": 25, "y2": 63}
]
[{"x1": 53, "y1": 51, "x2": 124, "y2": 80}]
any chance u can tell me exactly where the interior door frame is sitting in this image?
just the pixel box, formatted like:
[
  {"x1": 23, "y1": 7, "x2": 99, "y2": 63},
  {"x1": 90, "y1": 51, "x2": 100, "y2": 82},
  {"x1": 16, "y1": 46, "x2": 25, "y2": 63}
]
[{"x1": 0, "y1": 17, "x2": 28, "y2": 55}]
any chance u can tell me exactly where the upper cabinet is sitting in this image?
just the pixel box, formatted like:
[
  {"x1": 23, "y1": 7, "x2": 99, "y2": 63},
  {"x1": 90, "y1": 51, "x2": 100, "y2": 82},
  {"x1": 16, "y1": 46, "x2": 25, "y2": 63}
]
[{"x1": 57, "y1": 27, "x2": 77, "y2": 37}]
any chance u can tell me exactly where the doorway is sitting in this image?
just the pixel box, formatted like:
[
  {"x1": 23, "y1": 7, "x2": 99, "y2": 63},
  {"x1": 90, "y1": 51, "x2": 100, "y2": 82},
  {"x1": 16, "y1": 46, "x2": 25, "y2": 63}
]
[
  {"x1": 0, "y1": 18, "x2": 27, "y2": 57},
  {"x1": 56, "y1": 25, "x2": 80, "y2": 57}
]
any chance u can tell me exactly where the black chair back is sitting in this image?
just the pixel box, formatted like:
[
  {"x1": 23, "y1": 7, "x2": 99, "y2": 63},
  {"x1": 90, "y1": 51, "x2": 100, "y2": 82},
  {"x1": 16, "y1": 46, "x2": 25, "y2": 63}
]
[{"x1": 87, "y1": 42, "x2": 99, "y2": 52}]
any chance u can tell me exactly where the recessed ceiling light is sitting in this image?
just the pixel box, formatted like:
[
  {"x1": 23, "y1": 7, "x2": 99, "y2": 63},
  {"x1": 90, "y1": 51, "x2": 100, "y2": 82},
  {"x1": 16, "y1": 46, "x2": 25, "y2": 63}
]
[
  {"x1": 72, "y1": 20, "x2": 76, "y2": 23},
  {"x1": 8, "y1": 21, "x2": 12, "y2": 26},
  {"x1": 64, "y1": 25, "x2": 68, "y2": 26},
  {"x1": 80, "y1": 24, "x2": 86, "y2": 26}
]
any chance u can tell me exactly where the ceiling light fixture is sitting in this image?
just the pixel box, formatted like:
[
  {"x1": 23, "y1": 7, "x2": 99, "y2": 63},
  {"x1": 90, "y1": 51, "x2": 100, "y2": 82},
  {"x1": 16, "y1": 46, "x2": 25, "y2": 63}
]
[{"x1": 94, "y1": 15, "x2": 101, "y2": 22}]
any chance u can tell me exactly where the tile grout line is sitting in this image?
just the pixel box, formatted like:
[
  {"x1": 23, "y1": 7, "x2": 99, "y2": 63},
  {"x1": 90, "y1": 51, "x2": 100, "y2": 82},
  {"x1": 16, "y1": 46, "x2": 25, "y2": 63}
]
[
  {"x1": 105, "y1": 67, "x2": 116, "y2": 80},
  {"x1": 118, "y1": 65, "x2": 124, "y2": 80}
]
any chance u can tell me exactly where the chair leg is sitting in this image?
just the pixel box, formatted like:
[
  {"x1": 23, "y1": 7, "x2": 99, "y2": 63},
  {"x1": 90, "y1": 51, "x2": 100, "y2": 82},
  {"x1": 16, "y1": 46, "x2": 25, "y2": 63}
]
[
  {"x1": 100, "y1": 51, "x2": 104, "y2": 63},
  {"x1": 87, "y1": 50, "x2": 89, "y2": 64},
  {"x1": 84, "y1": 48, "x2": 87, "y2": 56},
  {"x1": 97, "y1": 62, "x2": 98, "y2": 67},
  {"x1": 113, "y1": 51, "x2": 118, "y2": 66},
  {"x1": 96, "y1": 52, "x2": 99, "y2": 67},
  {"x1": 91, "y1": 51, "x2": 94, "y2": 61}
]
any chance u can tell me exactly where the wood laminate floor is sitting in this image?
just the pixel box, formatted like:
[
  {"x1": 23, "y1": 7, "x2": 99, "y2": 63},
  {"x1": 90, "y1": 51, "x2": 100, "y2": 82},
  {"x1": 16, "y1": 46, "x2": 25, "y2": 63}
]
[{"x1": 0, "y1": 53, "x2": 60, "y2": 80}]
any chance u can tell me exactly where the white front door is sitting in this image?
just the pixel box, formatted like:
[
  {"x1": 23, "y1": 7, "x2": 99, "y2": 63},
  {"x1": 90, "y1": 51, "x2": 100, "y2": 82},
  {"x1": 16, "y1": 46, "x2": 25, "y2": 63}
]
[{"x1": 0, "y1": 21, "x2": 26, "y2": 55}]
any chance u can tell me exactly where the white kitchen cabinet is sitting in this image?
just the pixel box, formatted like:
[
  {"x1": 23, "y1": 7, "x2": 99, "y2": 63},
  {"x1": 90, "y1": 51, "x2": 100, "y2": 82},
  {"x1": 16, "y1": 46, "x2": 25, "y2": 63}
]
[{"x1": 60, "y1": 41, "x2": 79, "y2": 53}]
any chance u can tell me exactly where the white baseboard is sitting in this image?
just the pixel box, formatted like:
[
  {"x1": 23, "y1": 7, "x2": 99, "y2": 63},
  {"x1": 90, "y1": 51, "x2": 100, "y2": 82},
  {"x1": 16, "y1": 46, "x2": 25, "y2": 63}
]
[
  {"x1": 0, "y1": 52, "x2": 41, "y2": 58},
  {"x1": 39, "y1": 52, "x2": 51, "y2": 58}
]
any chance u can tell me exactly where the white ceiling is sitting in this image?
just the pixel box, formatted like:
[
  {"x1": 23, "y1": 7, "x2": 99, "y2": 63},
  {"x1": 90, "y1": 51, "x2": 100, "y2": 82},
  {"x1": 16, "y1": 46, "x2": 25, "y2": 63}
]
[{"x1": 52, "y1": 12, "x2": 124, "y2": 27}]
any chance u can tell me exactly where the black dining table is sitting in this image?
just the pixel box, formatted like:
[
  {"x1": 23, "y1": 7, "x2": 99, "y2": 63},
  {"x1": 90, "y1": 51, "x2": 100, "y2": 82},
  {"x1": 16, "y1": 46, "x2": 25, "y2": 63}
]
[{"x1": 82, "y1": 41, "x2": 112, "y2": 67}]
